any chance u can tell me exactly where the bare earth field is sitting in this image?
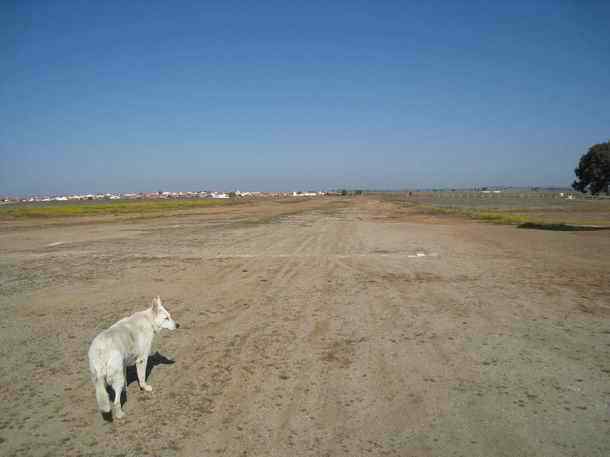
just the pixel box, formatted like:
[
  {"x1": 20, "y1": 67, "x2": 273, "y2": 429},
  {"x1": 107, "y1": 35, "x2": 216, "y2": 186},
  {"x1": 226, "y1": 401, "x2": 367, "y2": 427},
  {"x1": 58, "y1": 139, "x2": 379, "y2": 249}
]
[{"x1": 1, "y1": 197, "x2": 609, "y2": 457}]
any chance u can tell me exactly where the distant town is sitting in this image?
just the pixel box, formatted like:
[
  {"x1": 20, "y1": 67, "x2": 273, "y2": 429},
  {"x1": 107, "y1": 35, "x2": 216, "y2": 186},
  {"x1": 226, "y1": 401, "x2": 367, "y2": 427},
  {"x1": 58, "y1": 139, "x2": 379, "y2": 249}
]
[{"x1": 0, "y1": 190, "x2": 330, "y2": 204}]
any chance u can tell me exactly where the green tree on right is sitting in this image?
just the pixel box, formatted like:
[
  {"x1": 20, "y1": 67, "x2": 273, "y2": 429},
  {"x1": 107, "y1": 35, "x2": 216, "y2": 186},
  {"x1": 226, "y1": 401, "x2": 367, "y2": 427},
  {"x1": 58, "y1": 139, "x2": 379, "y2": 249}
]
[{"x1": 572, "y1": 141, "x2": 610, "y2": 195}]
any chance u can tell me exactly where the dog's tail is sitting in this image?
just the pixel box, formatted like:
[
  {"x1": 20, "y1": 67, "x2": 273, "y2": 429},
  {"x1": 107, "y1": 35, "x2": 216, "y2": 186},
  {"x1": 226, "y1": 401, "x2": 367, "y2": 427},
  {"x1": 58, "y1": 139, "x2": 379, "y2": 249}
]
[{"x1": 94, "y1": 375, "x2": 111, "y2": 413}]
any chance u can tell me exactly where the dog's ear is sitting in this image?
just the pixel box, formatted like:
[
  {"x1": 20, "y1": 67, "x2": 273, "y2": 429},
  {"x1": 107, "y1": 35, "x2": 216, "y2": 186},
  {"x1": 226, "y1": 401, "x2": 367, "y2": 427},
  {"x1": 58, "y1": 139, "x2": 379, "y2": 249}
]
[{"x1": 152, "y1": 296, "x2": 161, "y2": 315}]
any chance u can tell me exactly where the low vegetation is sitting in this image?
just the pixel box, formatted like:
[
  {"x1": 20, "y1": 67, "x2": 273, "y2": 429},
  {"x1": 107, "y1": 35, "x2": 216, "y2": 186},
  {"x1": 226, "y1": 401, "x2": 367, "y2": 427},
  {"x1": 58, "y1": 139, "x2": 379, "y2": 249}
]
[
  {"x1": 416, "y1": 205, "x2": 532, "y2": 225},
  {"x1": 377, "y1": 190, "x2": 609, "y2": 228},
  {"x1": 0, "y1": 198, "x2": 239, "y2": 219},
  {"x1": 410, "y1": 201, "x2": 609, "y2": 229}
]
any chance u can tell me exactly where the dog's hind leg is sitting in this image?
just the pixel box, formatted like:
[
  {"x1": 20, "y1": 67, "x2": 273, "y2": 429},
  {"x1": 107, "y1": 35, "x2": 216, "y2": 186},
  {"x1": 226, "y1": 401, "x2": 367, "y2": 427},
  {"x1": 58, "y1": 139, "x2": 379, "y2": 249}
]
[
  {"x1": 107, "y1": 353, "x2": 127, "y2": 419},
  {"x1": 94, "y1": 376, "x2": 111, "y2": 413},
  {"x1": 110, "y1": 373, "x2": 126, "y2": 419},
  {"x1": 136, "y1": 355, "x2": 153, "y2": 392}
]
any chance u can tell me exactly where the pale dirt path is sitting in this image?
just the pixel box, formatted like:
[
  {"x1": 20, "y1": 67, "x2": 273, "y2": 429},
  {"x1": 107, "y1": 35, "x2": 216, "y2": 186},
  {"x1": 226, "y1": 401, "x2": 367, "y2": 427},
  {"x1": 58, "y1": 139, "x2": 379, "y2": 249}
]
[{"x1": 0, "y1": 197, "x2": 609, "y2": 457}]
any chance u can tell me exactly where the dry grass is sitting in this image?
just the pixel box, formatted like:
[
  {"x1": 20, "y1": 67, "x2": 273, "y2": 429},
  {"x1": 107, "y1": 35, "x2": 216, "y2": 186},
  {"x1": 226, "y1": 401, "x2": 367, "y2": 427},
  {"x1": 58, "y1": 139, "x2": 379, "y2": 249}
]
[
  {"x1": 0, "y1": 199, "x2": 240, "y2": 219},
  {"x1": 417, "y1": 205, "x2": 532, "y2": 225},
  {"x1": 374, "y1": 192, "x2": 610, "y2": 228}
]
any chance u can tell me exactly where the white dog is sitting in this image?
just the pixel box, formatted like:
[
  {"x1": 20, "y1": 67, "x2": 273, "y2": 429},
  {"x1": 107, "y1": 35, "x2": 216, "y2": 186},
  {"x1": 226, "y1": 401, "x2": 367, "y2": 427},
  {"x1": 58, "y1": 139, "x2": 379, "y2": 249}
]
[{"x1": 88, "y1": 296, "x2": 178, "y2": 419}]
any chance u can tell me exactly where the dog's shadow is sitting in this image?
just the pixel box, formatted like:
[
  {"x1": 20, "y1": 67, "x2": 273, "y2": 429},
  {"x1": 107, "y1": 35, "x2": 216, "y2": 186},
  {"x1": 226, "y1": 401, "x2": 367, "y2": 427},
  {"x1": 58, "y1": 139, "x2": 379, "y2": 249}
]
[
  {"x1": 103, "y1": 352, "x2": 175, "y2": 422},
  {"x1": 125, "y1": 351, "x2": 175, "y2": 386}
]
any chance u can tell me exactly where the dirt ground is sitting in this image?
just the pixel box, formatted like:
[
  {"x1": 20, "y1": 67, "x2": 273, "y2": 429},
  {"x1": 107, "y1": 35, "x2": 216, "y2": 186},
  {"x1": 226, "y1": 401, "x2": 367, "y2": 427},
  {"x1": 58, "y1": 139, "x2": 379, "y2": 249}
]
[{"x1": 1, "y1": 197, "x2": 609, "y2": 457}]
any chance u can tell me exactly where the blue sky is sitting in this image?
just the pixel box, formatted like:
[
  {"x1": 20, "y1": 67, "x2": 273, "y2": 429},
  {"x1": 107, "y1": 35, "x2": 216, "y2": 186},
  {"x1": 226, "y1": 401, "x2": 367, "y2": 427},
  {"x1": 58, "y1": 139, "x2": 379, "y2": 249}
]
[{"x1": 1, "y1": 0, "x2": 609, "y2": 194}]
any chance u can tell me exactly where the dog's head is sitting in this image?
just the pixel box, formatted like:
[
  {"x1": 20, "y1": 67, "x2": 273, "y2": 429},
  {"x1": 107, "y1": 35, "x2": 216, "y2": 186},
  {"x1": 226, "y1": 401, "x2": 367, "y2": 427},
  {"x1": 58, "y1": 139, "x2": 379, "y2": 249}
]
[{"x1": 152, "y1": 296, "x2": 179, "y2": 331}]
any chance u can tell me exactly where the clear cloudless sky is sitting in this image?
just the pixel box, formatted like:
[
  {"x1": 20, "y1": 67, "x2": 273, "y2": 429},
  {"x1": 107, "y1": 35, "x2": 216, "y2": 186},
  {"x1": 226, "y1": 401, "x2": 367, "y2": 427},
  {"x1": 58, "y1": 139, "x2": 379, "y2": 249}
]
[{"x1": 1, "y1": 0, "x2": 609, "y2": 195}]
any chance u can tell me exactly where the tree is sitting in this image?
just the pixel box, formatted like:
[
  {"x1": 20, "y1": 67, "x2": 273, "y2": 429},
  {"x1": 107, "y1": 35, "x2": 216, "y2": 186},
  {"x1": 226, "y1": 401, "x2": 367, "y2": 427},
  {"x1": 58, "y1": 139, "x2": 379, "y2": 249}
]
[{"x1": 572, "y1": 141, "x2": 610, "y2": 195}]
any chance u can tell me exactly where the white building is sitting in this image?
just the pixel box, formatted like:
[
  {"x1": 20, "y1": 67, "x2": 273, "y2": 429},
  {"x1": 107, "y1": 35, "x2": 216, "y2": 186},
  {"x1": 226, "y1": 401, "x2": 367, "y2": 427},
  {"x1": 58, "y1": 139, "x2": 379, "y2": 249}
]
[{"x1": 211, "y1": 192, "x2": 229, "y2": 199}]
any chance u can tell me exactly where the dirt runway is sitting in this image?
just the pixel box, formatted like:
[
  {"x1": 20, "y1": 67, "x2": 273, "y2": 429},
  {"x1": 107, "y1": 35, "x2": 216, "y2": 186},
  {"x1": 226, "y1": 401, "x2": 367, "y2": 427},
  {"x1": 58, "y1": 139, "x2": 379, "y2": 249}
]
[{"x1": 1, "y1": 197, "x2": 609, "y2": 456}]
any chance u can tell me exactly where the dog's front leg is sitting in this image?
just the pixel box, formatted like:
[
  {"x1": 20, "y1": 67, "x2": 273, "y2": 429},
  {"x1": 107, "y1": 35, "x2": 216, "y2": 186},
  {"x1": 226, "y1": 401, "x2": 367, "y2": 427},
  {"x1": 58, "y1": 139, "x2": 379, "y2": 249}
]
[{"x1": 136, "y1": 355, "x2": 153, "y2": 392}]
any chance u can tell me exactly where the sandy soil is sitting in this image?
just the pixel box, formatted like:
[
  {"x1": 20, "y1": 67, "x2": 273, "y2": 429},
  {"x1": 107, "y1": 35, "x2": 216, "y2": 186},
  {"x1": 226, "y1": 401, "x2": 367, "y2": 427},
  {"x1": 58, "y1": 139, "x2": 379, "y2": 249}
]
[{"x1": 1, "y1": 197, "x2": 609, "y2": 457}]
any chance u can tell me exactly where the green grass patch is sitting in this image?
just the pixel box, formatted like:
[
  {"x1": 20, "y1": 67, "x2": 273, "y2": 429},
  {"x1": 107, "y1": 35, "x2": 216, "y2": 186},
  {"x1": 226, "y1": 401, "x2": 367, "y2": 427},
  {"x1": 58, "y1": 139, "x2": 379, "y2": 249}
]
[
  {"x1": 411, "y1": 203, "x2": 610, "y2": 228},
  {"x1": 0, "y1": 199, "x2": 238, "y2": 219},
  {"x1": 517, "y1": 222, "x2": 610, "y2": 231},
  {"x1": 416, "y1": 205, "x2": 532, "y2": 225},
  {"x1": 470, "y1": 211, "x2": 531, "y2": 225}
]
